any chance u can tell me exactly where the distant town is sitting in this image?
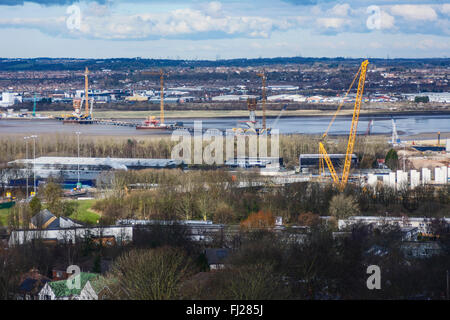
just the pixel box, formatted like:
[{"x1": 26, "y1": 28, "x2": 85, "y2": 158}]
[{"x1": 0, "y1": 58, "x2": 449, "y2": 116}]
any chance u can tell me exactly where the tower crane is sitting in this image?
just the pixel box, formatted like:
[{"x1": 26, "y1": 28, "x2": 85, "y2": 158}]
[
  {"x1": 319, "y1": 60, "x2": 369, "y2": 191},
  {"x1": 257, "y1": 70, "x2": 267, "y2": 130},
  {"x1": 32, "y1": 93, "x2": 37, "y2": 117},
  {"x1": 140, "y1": 69, "x2": 166, "y2": 125},
  {"x1": 84, "y1": 67, "x2": 90, "y2": 117},
  {"x1": 60, "y1": 67, "x2": 93, "y2": 122}
]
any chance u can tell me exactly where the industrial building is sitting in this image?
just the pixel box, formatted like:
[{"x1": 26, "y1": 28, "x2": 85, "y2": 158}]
[
  {"x1": 299, "y1": 154, "x2": 358, "y2": 170},
  {"x1": 338, "y1": 216, "x2": 450, "y2": 235},
  {"x1": 8, "y1": 225, "x2": 134, "y2": 246},
  {"x1": 0, "y1": 92, "x2": 22, "y2": 107},
  {"x1": 225, "y1": 157, "x2": 283, "y2": 168},
  {"x1": 6, "y1": 157, "x2": 185, "y2": 186},
  {"x1": 8, "y1": 219, "x2": 224, "y2": 246}
]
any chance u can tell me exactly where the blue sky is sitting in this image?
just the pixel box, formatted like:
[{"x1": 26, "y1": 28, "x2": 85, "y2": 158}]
[{"x1": 0, "y1": 0, "x2": 448, "y2": 59}]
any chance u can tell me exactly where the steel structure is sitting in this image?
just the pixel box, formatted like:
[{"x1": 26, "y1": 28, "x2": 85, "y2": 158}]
[
  {"x1": 257, "y1": 70, "x2": 267, "y2": 130},
  {"x1": 319, "y1": 60, "x2": 369, "y2": 191},
  {"x1": 141, "y1": 69, "x2": 166, "y2": 124}
]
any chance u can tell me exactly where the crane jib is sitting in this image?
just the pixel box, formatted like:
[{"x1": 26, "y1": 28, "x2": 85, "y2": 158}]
[{"x1": 319, "y1": 60, "x2": 369, "y2": 191}]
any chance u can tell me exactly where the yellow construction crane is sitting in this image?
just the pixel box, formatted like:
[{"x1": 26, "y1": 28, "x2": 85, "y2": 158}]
[
  {"x1": 257, "y1": 70, "x2": 267, "y2": 130},
  {"x1": 84, "y1": 67, "x2": 90, "y2": 117},
  {"x1": 319, "y1": 60, "x2": 369, "y2": 191},
  {"x1": 60, "y1": 67, "x2": 92, "y2": 120},
  {"x1": 141, "y1": 69, "x2": 166, "y2": 124}
]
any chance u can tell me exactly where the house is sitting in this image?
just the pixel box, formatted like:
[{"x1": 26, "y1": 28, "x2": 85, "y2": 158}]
[
  {"x1": 79, "y1": 276, "x2": 116, "y2": 300},
  {"x1": 16, "y1": 268, "x2": 51, "y2": 300},
  {"x1": 204, "y1": 248, "x2": 230, "y2": 270},
  {"x1": 38, "y1": 272, "x2": 102, "y2": 300},
  {"x1": 29, "y1": 209, "x2": 82, "y2": 229},
  {"x1": 52, "y1": 269, "x2": 69, "y2": 281}
]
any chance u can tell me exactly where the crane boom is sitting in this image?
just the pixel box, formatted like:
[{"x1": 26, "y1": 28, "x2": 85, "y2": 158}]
[
  {"x1": 319, "y1": 142, "x2": 340, "y2": 185},
  {"x1": 141, "y1": 69, "x2": 166, "y2": 124},
  {"x1": 257, "y1": 71, "x2": 267, "y2": 130},
  {"x1": 319, "y1": 60, "x2": 369, "y2": 191},
  {"x1": 84, "y1": 67, "x2": 90, "y2": 117}
]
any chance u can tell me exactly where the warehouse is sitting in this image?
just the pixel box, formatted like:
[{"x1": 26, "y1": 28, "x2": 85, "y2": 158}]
[
  {"x1": 299, "y1": 154, "x2": 357, "y2": 170},
  {"x1": 6, "y1": 157, "x2": 185, "y2": 186}
]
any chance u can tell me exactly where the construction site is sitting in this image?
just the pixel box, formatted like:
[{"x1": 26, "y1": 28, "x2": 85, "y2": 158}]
[{"x1": 0, "y1": 58, "x2": 449, "y2": 194}]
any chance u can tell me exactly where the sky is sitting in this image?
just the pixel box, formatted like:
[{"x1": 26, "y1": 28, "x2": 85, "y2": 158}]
[{"x1": 0, "y1": 0, "x2": 449, "y2": 59}]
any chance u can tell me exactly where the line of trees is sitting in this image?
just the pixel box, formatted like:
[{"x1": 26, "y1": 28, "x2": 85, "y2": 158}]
[
  {"x1": 92, "y1": 169, "x2": 450, "y2": 225},
  {"x1": 0, "y1": 133, "x2": 390, "y2": 170}
]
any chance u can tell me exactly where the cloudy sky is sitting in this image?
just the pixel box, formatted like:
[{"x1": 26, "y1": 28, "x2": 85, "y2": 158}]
[{"x1": 0, "y1": 0, "x2": 449, "y2": 59}]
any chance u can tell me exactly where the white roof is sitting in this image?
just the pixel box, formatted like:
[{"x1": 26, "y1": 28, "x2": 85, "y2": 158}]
[{"x1": 9, "y1": 157, "x2": 183, "y2": 169}]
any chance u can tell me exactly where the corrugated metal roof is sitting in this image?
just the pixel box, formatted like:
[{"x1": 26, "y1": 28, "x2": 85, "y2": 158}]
[{"x1": 9, "y1": 157, "x2": 184, "y2": 168}]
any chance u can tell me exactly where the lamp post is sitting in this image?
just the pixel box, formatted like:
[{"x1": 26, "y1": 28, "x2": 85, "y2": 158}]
[
  {"x1": 30, "y1": 135, "x2": 37, "y2": 194},
  {"x1": 76, "y1": 132, "x2": 81, "y2": 189}
]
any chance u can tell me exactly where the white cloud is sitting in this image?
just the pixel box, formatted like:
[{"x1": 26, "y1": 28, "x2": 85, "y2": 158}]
[
  {"x1": 390, "y1": 5, "x2": 437, "y2": 21},
  {"x1": 203, "y1": 1, "x2": 223, "y2": 17},
  {"x1": 0, "y1": 6, "x2": 292, "y2": 40},
  {"x1": 317, "y1": 17, "x2": 348, "y2": 29},
  {"x1": 329, "y1": 3, "x2": 350, "y2": 17},
  {"x1": 441, "y1": 4, "x2": 450, "y2": 15},
  {"x1": 380, "y1": 11, "x2": 395, "y2": 30}
]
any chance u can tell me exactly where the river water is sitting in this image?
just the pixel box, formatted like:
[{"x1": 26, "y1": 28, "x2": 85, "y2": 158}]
[{"x1": 0, "y1": 114, "x2": 449, "y2": 136}]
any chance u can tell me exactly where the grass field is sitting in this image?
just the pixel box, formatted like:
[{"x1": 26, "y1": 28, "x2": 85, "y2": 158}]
[
  {"x1": 68, "y1": 199, "x2": 100, "y2": 225},
  {"x1": 0, "y1": 207, "x2": 10, "y2": 226},
  {"x1": 0, "y1": 199, "x2": 100, "y2": 227}
]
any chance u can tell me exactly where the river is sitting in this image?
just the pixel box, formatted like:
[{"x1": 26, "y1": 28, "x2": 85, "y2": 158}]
[{"x1": 0, "y1": 114, "x2": 449, "y2": 137}]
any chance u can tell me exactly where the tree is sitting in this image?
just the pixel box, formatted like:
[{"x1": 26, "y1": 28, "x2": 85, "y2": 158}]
[
  {"x1": 298, "y1": 212, "x2": 321, "y2": 226},
  {"x1": 213, "y1": 201, "x2": 234, "y2": 224},
  {"x1": 29, "y1": 196, "x2": 42, "y2": 215},
  {"x1": 240, "y1": 210, "x2": 275, "y2": 229},
  {"x1": 329, "y1": 194, "x2": 359, "y2": 220},
  {"x1": 109, "y1": 247, "x2": 194, "y2": 300},
  {"x1": 385, "y1": 149, "x2": 398, "y2": 170},
  {"x1": 211, "y1": 263, "x2": 289, "y2": 300},
  {"x1": 414, "y1": 96, "x2": 429, "y2": 103},
  {"x1": 41, "y1": 181, "x2": 63, "y2": 215},
  {"x1": 61, "y1": 201, "x2": 79, "y2": 217}
]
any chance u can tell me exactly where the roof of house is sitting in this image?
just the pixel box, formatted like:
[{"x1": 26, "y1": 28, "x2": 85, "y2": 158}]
[
  {"x1": 89, "y1": 276, "x2": 118, "y2": 295},
  {"x1": 19, "y1": 278, "x2": 51, "y2": 294},
  {"x1": 30, "y1": 209, "x2": 82, "y2": 229},
  {"x1": 18, "y1": 269, "x2": 51, "y2": 295},
  {"x1": 31, "y1": 209, "x2": 55, "y2": 228},
  {"x1": 48, "y1": 272, "x2": 99, "y2": 297}
]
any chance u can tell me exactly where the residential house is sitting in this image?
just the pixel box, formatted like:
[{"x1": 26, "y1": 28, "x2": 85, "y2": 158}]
[
  {"x1": 29, "y1": 209, "x2": 82, "y2": 229},
  {"x1": 38, "y1": 272, "x2": 100, "y2": 300},
  {"x1": 16, "y1": 268, "x2": 51, "y2": 300}
]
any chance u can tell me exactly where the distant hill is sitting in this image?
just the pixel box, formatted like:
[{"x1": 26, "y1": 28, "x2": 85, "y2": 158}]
[{"x1": 0, "y1": 57, "x2": 448, "y2": 71}]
